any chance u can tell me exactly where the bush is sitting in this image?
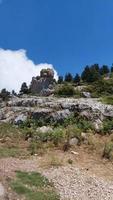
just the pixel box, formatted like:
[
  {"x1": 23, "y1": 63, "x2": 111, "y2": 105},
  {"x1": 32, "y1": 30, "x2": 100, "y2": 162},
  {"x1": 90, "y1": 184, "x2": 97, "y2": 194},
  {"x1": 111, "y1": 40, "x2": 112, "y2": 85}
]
[
  {"x1": 101, "y1": 96, "x2": 113, "y2": 105},
  {"x1": 36, "y1": 131, "x2": 53, "y2": 142},
  {"x1": 103, "y1": 141, "x2": 113, "y2": 159},
  {"x1": 0, "y1": 88, "x2": 10, "y2": 101},
  {"x1": 51, "y1": 128, "x2": 64, "y2": 146},
  {"x1": 102, "y1": 119, "x2": 113, "y2": 134},
  {"x1": 55, "y1": 84, "x2": 75, "y2": 96},
  {"x1": 31, "y1": 128, "x2": 64, "y2": 147},
  {"x1": 66, "y1": 125, "x2": 81, "y2": 141},
  {"x1": 28, "y1": 140, "x2": 43, "y2": 155},
  {"x1": 76, "y1": 118, "x2": 93, "y2": 132},
  {"x1": 84, "y1": 79, "x2": 113, "y2": 98},
  {"x1": 67, "y1": 159, "x2": 73, "y2": 164}
]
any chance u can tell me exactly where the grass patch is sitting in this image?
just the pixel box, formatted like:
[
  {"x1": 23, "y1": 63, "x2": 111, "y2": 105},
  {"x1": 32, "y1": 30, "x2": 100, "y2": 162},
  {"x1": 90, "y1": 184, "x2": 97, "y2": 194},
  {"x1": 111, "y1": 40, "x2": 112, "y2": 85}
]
[
  {"x1": 101, "y1": 119, "x2": 113, "y2": 134},
  {"x1": 11, "y1": 171, "x2": 60, "y2": 200},
  {"x1": 0, "y1": 123, "x2": 22, "y2": 139},
  {"x1": 0, "y1": 147, "x2": 23, "y2": 158},
  {"x1": 100, "y1": 96, "x2": 113, "y2": 105}
]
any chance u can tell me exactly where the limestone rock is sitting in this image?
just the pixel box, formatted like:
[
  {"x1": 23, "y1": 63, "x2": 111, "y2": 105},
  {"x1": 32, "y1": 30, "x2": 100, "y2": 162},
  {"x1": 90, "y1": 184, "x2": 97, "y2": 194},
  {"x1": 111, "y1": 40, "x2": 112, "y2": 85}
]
[
  {"x1": 1, "y1": 96, "x2": 113, "y2": 132},
  {"x1": 69, "y1": 138, "x2": 79, "y2": 146},
  {"x1": 51, "y1": 109, "x2": 71, "y2": 123},
  {"x1": 82, "y1": 92, "x2": 91, "y2": 98},
  {"x1": 14, "y1": 114, "x2": 27, "y2": 125},
  {"x1": 30, "y1": 68, "x2": 55, "y2": 95},
  {"x1": 36, "y1": 126, "x2": 53, "y2": 133}
]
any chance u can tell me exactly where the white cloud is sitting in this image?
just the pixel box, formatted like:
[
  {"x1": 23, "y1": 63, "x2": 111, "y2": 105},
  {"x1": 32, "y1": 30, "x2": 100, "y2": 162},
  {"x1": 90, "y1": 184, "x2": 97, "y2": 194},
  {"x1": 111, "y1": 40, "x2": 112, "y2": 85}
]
[{"x1": 0, "y1": 49, "x2": 58, "y2": 92}]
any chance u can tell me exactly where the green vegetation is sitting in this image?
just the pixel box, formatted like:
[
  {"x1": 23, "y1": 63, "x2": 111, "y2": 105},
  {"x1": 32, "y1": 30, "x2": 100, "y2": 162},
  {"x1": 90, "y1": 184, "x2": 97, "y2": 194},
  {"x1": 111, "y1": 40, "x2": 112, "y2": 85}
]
[
  {"x1": 20, "y1": 82, "x2": 29, "y2": 94},
  {"x1": 0, "y1": 123, "x2": 22, "y2": 138},
  {"x1": 55, "y1": 84, "x2": 75, "y2": 96},
  {"x1": 11, "y1": 171, "x2": 59, "y2": 200},
  {"x1": 101, "y1": 119, "x2": 113, "y2": 134},
  {"x1": 103, "y1": 141, "x2": 113, "y2": 160},
  {"x1": 67, "y1": 158, "x2": 73, "y2": 165},
  {"x1": 0, "y1": 88, "x2": 10, "y2": 101},
  {"x1": 82, "y1": 78, "x2": 113, "y2": 99},
  {"x1": 100, "y1": 96, "x2": 113, "y2": 105},
  {"x1": 0, "y1": 147, "x2": 22, "y2": 158}
]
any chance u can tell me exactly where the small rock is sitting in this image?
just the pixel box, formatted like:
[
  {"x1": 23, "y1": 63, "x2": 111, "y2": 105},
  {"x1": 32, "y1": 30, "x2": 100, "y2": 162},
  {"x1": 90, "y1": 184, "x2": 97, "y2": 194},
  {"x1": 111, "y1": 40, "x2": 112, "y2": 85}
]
[
  {"x1": 81, "y1": 132, "x2": 88, "y2": 140},
  {"x1": 93, "y1": 119, "x2": 103, "y2": 132},
  {"x1": 71, "y1": 151, "x2": 79, "y2": 155},
  {"x1": 36, "y1": 126, "x2": 53, "y2": 133},
  {"x1": 82, "y1": 92, "x2": 91, "y2": 98},
  {"x1": 69, "y1": 138, "x2": 79, "y2": 146}
]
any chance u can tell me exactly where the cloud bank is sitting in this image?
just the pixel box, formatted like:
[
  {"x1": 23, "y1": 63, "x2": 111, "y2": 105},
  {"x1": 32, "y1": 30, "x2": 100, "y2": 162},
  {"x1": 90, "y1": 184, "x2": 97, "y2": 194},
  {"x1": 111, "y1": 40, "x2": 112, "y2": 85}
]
[{"x1": 0, "y1": 49, "x2": 58, "y2": 92}]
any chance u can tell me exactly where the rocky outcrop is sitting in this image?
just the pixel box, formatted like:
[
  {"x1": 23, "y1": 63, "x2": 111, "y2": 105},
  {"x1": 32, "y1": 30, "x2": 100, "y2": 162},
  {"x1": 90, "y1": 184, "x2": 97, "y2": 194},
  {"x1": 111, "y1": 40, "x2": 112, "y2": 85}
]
[
  {"x1": 1, "y1": 96, "x2": 113, "y2": 130},
  {"x1": 30, "y1": 68, "x2": 55, "y2": 95}
]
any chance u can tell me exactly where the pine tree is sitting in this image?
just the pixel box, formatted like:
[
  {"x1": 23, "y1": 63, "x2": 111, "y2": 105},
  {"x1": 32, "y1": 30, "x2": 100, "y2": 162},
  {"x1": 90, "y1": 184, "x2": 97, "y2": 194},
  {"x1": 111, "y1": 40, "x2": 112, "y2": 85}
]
[
  {"x1": 81, "y1": 66, "x2": 90, "y2": 82},
  {"x1": 111, "y1": 64, "x2": 113, "y2": 73},
  {"x1": 81, "y1": 65, "x2": 100, "y2": 83},
  {"x1": 99, "y1": 65, "x2": 109, "y2": 75},
  {"x1": 20, "y1": 82, "x2": 29, "y2": 94},
  {"x1": 58, "y1": 76, "x2": 63, "y2": 84},
  {"x1": 0, "y1": 88, "x2": 10, "y2": 101},
  {"x1": 73, "y1": 73, "x2": 81, "y2": 84},
  {"x1": 65, "y1": 73, "x2": 73, "y2": 82}
]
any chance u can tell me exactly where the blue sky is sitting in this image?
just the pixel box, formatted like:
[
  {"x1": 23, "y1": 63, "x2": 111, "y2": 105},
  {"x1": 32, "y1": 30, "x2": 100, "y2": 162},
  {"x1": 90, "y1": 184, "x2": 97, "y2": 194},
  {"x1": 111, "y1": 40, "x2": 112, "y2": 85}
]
[{"x1": 0, "y1": 0, "x2": 113, "y2": 76}]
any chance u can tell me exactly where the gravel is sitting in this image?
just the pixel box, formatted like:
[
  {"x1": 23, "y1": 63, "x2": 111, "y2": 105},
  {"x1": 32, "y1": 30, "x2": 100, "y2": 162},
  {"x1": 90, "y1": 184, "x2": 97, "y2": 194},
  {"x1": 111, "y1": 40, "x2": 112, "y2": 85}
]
[
  {"x1": 0, "y1": 183, "x2": 5, "y2": 199},
  {"x1": 43, "y1": 166, "x2": 113, "y2": 200},
  {"x1": 0, "y1": 158, "x2": 113, "y2": 199}
]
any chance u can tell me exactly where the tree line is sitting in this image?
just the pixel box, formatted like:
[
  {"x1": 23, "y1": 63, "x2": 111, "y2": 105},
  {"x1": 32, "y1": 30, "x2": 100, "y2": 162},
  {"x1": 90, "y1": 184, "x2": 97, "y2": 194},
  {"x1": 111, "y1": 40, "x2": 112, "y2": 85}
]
[{"x1": 58, "y1": 64, "x2": 113, "y2": 84}]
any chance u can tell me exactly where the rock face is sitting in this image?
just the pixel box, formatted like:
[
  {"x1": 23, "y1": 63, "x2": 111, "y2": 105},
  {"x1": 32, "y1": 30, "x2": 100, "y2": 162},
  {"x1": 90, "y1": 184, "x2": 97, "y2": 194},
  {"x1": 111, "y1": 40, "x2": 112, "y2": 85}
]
[
  {"x1": 30, "y1": 68, "x2": 55, "y2": 95},
  {"x1": 1, "y1": 96, "x2": 113, "y2": 131}
]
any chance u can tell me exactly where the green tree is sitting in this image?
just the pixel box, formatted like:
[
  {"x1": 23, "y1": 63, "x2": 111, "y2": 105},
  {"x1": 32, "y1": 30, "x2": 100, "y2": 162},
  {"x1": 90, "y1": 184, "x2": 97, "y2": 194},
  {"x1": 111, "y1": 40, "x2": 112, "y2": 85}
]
[
  {"x1": 81, "y1": 66, "x2": 90, "y2": 82},
  {"x1": 58, "y1": 76, "x2": 63, "y2": 84},
  {"x1": 65, "y1": 73, "x2": 73, "y2": 82},
  {"x1": 73, "y1": 73, "x2": 81, "y2": 84},
  {"x1": 20, "y1": 82, "x2": 29, "y2": 94},
  {"x1": 81, "y1": 65, "x2": 100, "y2": 83},
  {"x1": 111, "y1": 64, "x2": 113, "y2": 73},
  {"x1": 0, "y1": 88, "x2": 10, "y2": 101},
  {"x1": 100, "y1": 65, "x2": 109, "y2": 75},
  {"x1": 12, "y1": 90, "x2": 17, "y2": 96},
  {"x1": 88, "y1": 67, "x2": 100, "y2": 82}
]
